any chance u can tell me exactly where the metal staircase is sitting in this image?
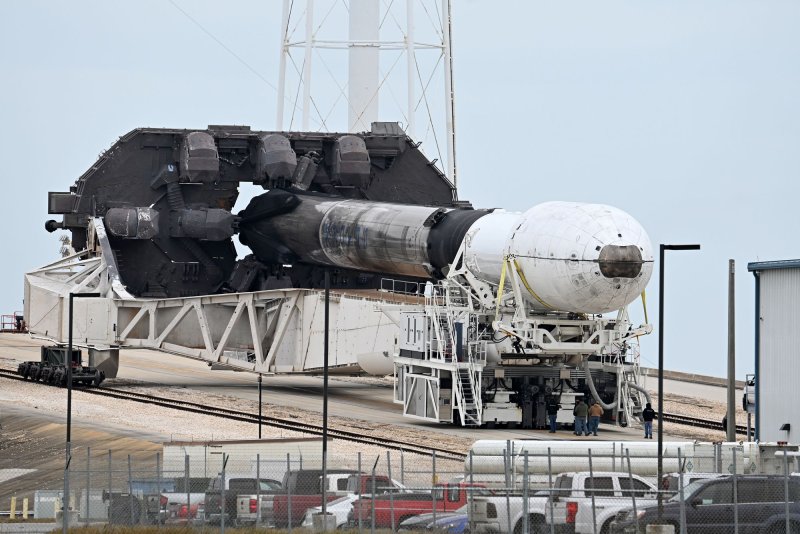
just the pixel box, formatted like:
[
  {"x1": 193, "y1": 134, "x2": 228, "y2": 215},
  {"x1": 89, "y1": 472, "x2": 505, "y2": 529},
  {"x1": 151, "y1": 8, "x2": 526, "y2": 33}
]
[
  {"x1": 455, "y1": 366, "x2": 481, "y2": 426},
  {"x1": 425, "y1": 282, "x2": 483, "y2": 427}
]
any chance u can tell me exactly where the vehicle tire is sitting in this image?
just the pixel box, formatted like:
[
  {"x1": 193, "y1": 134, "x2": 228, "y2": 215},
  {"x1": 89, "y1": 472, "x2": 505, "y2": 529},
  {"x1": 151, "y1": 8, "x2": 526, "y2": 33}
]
[
  {"x1": 514, "y1": 514, "x2": 545, "y2": 534},
  {"x1": 529, "y1": 514, "x2": 546, "y2": 534},
  {"x1": 397, "y1": 515, "x2": 413, "y2": 530},
  {"x1": 600, "y1": 518, "x2": 613, "y2": 534}
]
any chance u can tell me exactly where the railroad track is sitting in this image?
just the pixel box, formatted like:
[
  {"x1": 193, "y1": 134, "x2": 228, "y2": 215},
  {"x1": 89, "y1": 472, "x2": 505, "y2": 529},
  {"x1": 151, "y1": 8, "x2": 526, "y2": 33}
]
[
  {"x1": 661, "y1": 412, "x2": 748, "y2": 435},
  {"x1": 0, "y1": 368, "x2": 466, "y2": 461},
  {"x1": 1, "y1": 367, "x2": 748, "y2": 446}
]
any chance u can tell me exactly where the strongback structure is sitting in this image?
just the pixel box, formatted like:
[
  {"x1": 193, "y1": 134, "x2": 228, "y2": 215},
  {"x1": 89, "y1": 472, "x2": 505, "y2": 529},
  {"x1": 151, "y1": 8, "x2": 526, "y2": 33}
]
[{"x1": 747, "y1": 259, "x2": 800, "y2": 442}]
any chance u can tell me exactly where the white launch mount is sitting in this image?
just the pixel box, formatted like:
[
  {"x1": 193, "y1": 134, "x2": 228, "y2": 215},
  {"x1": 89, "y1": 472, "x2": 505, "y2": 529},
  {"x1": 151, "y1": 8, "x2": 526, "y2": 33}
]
[{"x1": 391, "y1": 248, "x2": 652, "y2": 429}]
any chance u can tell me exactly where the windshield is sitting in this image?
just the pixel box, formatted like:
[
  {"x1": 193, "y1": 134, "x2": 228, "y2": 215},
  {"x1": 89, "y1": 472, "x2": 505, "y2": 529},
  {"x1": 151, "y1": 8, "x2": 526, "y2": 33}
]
[{"x1": 668, "y1": 479, "x2": 708, "y2": 502}]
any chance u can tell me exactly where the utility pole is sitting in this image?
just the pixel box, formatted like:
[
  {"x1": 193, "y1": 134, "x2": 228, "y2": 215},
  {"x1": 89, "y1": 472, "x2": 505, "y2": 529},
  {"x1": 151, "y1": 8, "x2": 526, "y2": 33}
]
[{"x1": 727, "y1": 259, "x2": 736, "y2": 442}]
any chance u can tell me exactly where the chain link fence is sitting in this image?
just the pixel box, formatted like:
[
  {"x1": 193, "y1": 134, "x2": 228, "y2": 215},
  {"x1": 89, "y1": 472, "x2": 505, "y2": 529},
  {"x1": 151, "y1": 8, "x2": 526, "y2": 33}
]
[{"x1": 3, "y1": 443, "x2": 799, "y2": 533}]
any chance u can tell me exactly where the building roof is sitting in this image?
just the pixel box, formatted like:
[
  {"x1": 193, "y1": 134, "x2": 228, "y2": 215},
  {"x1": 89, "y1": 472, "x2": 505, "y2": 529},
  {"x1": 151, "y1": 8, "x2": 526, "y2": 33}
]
[{"x1": 748, "y1": 259, "x2": 800, "y2": 272}]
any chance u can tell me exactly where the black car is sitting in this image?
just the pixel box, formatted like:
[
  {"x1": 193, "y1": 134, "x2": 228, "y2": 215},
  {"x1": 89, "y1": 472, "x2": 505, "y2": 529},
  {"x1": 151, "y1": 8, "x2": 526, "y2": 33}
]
[{"x1": 610, "y1": 475, "x2": 800, "y2": 533}]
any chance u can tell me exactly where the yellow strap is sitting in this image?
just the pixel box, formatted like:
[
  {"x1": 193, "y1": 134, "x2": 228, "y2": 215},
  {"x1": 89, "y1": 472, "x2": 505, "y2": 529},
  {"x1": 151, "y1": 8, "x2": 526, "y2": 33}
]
[
  {"x1": 513, "y1": 259, "x2": 553, "y2": 310},
  {"x1": 495, "y1": 257, "x2": 508, "y2": 322},
  {"x1": 641, "y1": 290, "x2": 649, "y2": 324}
]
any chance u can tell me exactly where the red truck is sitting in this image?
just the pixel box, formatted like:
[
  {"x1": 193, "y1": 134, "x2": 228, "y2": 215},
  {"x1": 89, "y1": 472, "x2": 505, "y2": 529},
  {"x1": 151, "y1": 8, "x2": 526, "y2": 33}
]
[
  {"x1": 271, "y1": 469, "x2": 401, "y2": 527},
  {"x1": 350, "y1": 482, "x2": 490, "y2": 530}
]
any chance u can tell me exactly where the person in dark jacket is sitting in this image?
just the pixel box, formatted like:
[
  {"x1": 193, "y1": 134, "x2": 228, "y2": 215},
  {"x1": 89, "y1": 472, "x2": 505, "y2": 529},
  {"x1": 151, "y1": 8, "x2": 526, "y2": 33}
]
[
  {"x1": 573, "y1": 399, "x2": 589, "y2": 436},
  {"x1": 642, "y1": 402, "x2": 656, "y2": 439},
  {"x1": 546, "y1": 397, "x2": 561, "y2": 433}
]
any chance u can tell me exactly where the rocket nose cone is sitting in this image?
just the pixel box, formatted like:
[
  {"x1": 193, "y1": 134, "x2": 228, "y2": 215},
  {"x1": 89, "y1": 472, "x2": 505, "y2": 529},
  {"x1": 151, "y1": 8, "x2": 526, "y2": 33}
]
[{"x1": 598, "y1": 245, "x2": 643, "y2": 279}]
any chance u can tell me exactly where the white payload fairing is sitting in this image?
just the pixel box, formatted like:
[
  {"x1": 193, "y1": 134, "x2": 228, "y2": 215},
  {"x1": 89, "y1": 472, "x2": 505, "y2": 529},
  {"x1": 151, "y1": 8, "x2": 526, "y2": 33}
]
[{"x1": 461, "y1": 201, "x2": 652, "y2": 314}]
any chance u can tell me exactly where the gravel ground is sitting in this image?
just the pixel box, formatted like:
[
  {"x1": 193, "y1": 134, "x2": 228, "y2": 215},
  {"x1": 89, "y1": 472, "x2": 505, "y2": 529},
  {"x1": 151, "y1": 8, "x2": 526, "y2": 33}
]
[{"x1": 0, "y1": 358, "x2": 750, "y2": 456}]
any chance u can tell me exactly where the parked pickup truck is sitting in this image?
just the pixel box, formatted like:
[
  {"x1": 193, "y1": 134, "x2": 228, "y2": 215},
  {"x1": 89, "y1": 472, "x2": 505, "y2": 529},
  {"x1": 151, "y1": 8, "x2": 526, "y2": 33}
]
[
  {"x1": 158, "y1": 477, "x2": 212, "y2": 525},
  {"x1": 351, "y1": 482, "x2": 490, "y2": 530},
  {"x1": 204, "y1": 474, "x2": 282, "y2": 525},
  {"x1": 271, "y1": 469, "x2": 360, "y2": 527},
  {"x1": 547, "y1": 472, "x2": 658, "y2": 534},
  {"x1": 468, "y1": 489, "x2": 552, "y2": 534}
]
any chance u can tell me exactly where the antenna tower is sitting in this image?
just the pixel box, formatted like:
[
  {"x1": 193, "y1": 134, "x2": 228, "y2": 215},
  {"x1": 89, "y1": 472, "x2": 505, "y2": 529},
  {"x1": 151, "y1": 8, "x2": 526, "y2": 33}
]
[{"x1": 276, "y1": 0, "x2": 457, "y2": 186}]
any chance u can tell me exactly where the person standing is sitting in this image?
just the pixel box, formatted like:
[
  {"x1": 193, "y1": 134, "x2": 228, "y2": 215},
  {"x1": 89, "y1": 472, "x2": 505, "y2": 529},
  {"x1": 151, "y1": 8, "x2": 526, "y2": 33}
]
[
  {"x1": 573, "y1": 398, "x2": 589, "y2": 436},
  {"x1": 546, "y1": 396, "x2": 561, "y2": 433},
  {"x1": 588, "y1": 401, "x2": 604, "y2": 436},
  {"x1": 642, "y1": 402, "x2": 656, "y2": 439}
]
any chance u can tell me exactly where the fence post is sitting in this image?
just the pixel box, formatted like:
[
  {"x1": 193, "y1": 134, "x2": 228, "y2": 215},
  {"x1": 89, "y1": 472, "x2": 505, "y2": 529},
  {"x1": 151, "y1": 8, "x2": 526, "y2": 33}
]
[
  {"x1": 221, "y1": 453, "x2": 227, "y2": 534},
  {"x1": 287, "y1": 453, "x2": 293, "y2": 534},
  {"x1": 612, "y1": 442, "x2": 616, "y2": 473},
  {"x1": 128, "y1": 455, "x2": 135, "y2": 525},
  {"x1": 85, "y1": 447, "x2": 91, "y2": 524},
  {"x1": 732, "y1": 448, "x2": 738, "y2": 534},
  {"x1": 432, "y1": 451, "x2": 437, "y2": 526},
  {"x1": 357, "y1": 452, "x2": 363, "y2": 534},
  {"x1": 22, "y1": 497, "x2": 29, "y2": 520},
  {"x1": 588, "y1": 448, "x2": 597, "y2": 534},
  {"x1": 677, "y1": 449, "x2": 685, "y2": 534},
  {"x1": 523, "y1": 451, "x2": 529, "y2": 534},
  {"x1": 107, "y1": 450, "x2": 112, "y2": 524},
  {"x1": 387, "y1": 451, "x2": 396, "y2": 533},
  {"x1": 784, "y1": 451, "x2": 790, "y2": 534},
  {"x1": 469, "y1": 450, "x2": 474, "y2": 534},
  {"x1": 370, "y1": 459, "x2": 377, "y2": 534},
  {"x1": 547, "y1": 448, "x2": 555, "y2": 534},
  {"x1": 625, "y1": 449, "x2": 639, "y2": 533},
  {"x1": 503, "y1": 448, "x2": 511, "y2": 534},
  {"x1": 10, "y1": 496, "x2": 16, "y2": 520},
  {"x1": 256, "y1": 453, "x2": 261, "y2": 525},
  {"x1": 184, "y1": 455, "x2": 190, "y2": 528},
  {"x1": 156, "y1": 452, "x2": 161, "y2": 529}
]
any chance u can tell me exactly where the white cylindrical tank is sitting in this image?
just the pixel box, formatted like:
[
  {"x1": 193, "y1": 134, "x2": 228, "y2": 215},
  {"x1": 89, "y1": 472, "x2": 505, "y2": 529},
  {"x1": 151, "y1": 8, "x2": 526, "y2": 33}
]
[{"x1": 463, "y1": 202, "x2": 653, "y2": 314}]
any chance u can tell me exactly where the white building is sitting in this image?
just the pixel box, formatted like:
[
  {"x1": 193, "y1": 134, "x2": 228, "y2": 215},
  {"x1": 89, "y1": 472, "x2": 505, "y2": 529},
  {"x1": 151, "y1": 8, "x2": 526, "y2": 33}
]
[{"x1": 747, "y1": 259, "x2": 800, "y2": 442}]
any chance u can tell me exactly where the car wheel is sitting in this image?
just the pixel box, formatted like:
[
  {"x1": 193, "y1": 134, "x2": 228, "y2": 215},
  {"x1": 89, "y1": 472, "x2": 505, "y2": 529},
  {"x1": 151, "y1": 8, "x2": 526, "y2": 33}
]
[{"x1": 600, "y1": 519, "x2": 613, "y2": 534}]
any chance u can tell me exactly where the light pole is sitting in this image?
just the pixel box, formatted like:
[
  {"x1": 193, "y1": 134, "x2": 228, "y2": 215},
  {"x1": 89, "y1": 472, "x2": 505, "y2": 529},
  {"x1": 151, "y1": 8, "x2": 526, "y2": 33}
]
[
  {"x1": 657, "y1": 244, "x2": 699, "y2": 519},
  {"x1": 258, "y1": 373, "x2": 263, "y2": 439},
  {"x1": 321, "y1": 270, "x2": 330, "y2": 525},
  {"x1": 64, "y1": 291, "x2": 100, "y2": 534}
]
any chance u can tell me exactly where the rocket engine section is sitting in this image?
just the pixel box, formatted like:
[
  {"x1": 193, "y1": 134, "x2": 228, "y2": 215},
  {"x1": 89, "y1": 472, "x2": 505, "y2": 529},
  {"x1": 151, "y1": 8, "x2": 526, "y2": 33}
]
[{"x1": 238, "y1": 190, "x2": 489, "y2": 280}]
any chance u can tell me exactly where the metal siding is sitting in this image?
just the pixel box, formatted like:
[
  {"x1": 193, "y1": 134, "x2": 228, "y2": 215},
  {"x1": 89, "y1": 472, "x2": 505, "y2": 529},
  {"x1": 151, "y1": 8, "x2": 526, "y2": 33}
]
[{"x1": 758, "y1": 268, "x2": 800, "y2": 442}]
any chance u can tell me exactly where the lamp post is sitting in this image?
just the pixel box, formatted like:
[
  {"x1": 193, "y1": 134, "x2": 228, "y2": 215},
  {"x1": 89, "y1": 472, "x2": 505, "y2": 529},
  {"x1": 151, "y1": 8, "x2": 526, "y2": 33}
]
[
  {"x1": 258, "y1": 373, "x2": 263, "y2": 439},
  {"x1": 64, "y1": 291, "x2": 100, "y2": 534},
  {"x1": 321, "y1": 270, "x2": 330, "y2": 524},
  {"x1": 657, "y1": 245, "x2": 699, "y2": 519}
]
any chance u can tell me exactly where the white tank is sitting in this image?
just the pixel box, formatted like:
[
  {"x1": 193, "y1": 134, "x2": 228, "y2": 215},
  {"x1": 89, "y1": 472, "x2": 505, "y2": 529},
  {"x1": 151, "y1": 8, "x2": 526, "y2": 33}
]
[{"x1": 463, "y1": 202, "x2": 653, "y2": 314}]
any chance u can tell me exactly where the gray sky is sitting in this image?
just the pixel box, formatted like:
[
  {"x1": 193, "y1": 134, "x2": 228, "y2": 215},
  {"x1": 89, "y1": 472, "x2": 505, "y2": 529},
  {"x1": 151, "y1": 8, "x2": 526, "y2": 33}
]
[{"x1": 1, "y1": 1, "x2": 798, "y2": 379}]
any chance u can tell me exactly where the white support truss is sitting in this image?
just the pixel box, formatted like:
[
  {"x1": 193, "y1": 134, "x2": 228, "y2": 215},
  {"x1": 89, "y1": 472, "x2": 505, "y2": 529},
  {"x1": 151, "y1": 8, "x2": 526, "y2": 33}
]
[{"x1": 24, "y1": 219, "x2": 400, "y2": 375}]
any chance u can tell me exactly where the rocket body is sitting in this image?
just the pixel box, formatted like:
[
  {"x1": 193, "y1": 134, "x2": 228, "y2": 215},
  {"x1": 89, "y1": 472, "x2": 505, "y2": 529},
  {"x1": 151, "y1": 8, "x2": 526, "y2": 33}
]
[{"x1": 240, "y1": 192, "x2": 653, "y2": 314}]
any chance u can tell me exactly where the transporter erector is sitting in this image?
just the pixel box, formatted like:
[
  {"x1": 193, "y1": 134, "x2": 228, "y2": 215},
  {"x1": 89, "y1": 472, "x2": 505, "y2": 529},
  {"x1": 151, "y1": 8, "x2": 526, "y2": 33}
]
[{"x1": 29, "y1": 123, "x2": 652, "y2": 428}]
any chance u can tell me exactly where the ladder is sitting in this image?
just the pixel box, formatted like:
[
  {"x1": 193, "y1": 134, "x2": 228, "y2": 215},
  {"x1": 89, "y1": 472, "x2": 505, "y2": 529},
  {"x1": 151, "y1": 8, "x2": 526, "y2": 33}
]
[{"x1": 455, "y1": 366, "x2": 481, "y2": 426}]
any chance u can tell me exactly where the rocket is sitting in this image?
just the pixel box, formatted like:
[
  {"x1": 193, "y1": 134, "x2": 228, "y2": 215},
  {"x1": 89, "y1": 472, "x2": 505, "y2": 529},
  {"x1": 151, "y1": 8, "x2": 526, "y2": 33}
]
[{"x1": 239, "y1": 190, "x2": 653, "y2": 314}]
